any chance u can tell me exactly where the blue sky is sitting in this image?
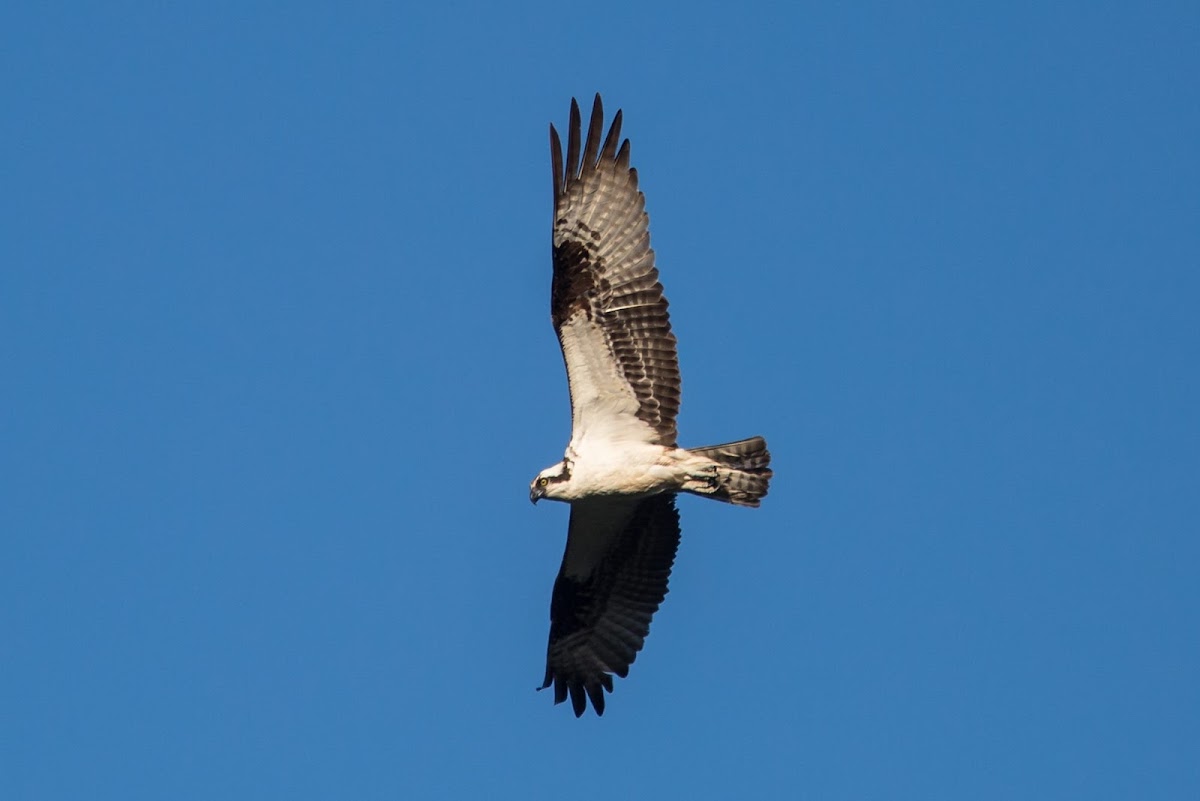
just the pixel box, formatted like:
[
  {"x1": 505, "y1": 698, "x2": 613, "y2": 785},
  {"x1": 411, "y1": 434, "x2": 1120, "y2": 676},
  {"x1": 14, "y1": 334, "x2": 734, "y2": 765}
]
[{"x1": 3, "y1": 2, "x2": 1198, "y2": 799}]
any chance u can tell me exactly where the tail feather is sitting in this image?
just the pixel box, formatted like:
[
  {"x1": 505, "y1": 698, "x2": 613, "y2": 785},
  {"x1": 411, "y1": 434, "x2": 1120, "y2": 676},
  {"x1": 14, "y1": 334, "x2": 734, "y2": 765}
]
[{"x1": 686, "y1": 436, "x2": 772, "y2": 507}]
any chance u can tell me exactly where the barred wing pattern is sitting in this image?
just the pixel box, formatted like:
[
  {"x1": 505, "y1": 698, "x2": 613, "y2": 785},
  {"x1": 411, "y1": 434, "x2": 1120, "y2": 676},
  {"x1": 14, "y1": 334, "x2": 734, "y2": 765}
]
[
  {"x1": 550, "y1": 95, "x2": 681, "y2": 447},
  {"x1": 539, "y1": 494, "x2": 681, "y2": 717}
]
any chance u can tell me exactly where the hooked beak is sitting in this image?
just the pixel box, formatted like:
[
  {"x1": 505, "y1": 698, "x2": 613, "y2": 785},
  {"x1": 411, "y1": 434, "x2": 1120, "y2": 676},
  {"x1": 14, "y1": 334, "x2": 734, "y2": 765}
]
[{"x1": 530, "y1": 486, "x2": 542, "y2": 505}]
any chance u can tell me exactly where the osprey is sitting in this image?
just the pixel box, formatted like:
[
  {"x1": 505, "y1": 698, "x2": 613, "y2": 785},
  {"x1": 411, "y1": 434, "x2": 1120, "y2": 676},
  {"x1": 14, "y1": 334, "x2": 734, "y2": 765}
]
[{"x1": 530, "y1": 95, "x2": 773, "y2": 717}]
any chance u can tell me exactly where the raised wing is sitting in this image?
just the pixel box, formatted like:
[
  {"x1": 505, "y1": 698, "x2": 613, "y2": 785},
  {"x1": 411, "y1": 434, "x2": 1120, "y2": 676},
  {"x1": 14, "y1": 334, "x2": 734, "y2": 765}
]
[
  {"x1": 539, "y1": 493, "x2": 681, "y2": 717},
  {"x1": 550, "y1": 95, "x2": 681, "y2": 447}
]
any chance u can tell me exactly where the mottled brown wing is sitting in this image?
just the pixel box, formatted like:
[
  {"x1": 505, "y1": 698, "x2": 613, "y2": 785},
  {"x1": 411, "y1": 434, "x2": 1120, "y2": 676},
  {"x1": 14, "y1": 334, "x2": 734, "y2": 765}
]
[
  {"x1": 550, "y1": 95, "x2": 681, "y2": 447},
  {"x1": 538, "y1": 493, "x2": 681, "y2": 717}
]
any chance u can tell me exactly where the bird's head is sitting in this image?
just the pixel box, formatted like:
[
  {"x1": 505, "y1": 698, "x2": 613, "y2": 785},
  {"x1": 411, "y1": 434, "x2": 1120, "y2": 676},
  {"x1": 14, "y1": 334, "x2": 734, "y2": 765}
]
[{"x1": 530, "y1": 460, "x2": 571, "y2": 504}]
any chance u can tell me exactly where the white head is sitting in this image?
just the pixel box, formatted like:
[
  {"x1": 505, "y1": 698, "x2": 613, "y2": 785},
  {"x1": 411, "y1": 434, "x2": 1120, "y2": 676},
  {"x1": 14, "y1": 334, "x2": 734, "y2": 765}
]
[{"x1": 529, "y1": 460, "x2": 572, "y2": 504}]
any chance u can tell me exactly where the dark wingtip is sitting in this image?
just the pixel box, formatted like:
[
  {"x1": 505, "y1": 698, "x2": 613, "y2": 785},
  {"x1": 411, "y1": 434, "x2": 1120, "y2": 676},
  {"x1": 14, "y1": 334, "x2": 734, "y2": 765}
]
[
  {"x1": 581, "y1": 94, "x2": 604, "y2": 176},
  {"x1": 541, "y1": 669, "x2": 611, "y2": 717},
  {"x1": 556, "y1": 94, "x2": 629, "y2": 200},
  {"x1": 569, "y1": 683, "x2": 586, "y2": 717},
  {"x1": 565, "y1": 98, "x2": 582, "y2": 184},
  {"x1": 586, "y1": 682, "x2": 607, "y2": 716},
  {"x1": 549, "y1": 123, "x2": 564, "y2": 207},
  {"x1": 600, "y1": 107, "x2": 623, "y2": 163}
]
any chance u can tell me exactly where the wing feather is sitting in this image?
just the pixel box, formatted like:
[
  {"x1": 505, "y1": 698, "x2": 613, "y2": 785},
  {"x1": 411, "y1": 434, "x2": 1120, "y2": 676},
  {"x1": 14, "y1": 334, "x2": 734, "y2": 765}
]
[
  {"x1": 548, "y1": 94, "x2": 681, "y2": 447},
  {"x1": 538, "y1": 494, "x2": 681, "y2": 717},
  {"x1": 580, "y1": 94, "x2": 604, "y2": 178},
  {"x1": 565, "y1": 99, "x2": 582, "y2": 192},
  {"x1": 550, "y1": 125, "x2": 564, "y2": 208}
]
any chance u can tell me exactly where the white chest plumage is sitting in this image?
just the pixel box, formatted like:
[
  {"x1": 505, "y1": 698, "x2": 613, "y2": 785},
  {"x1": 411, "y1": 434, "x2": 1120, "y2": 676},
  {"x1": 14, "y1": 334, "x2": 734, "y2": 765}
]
[{"x1": 560, "y1": 439, "x2": 679, "y2": 500}]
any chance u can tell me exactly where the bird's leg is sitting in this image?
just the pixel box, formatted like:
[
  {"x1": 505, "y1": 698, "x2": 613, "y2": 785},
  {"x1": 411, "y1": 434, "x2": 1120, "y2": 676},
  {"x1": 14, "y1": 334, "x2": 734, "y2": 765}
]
[{"x1": 680, "y1": 464, "x2": 721, "y2": 495}]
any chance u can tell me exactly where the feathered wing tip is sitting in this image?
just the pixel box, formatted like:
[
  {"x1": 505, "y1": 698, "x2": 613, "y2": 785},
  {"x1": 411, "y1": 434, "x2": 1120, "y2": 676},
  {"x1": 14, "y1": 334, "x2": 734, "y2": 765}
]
[
  {"x1": 687, "y1": 436, "x2": 773, "y2": 507},
  {"x1": 539, "y1": 670, "x2": 615, "y2": 718},
  {"x1": 549, "y1": 94, "x2": 630, "y2": 209}
]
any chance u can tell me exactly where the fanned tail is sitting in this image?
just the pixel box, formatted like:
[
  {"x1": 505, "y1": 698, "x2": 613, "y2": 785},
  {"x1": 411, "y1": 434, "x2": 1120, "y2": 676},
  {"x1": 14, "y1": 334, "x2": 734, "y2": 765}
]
[{"x1": 686, "y1": 436, "x2": 772, "y2": 507}]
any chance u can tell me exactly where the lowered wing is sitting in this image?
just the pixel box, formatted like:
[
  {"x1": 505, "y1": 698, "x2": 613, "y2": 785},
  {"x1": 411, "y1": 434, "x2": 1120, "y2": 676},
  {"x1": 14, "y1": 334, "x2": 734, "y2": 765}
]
[{"x1": 539, "y1": 493, "x2": 681, "y2": 716}]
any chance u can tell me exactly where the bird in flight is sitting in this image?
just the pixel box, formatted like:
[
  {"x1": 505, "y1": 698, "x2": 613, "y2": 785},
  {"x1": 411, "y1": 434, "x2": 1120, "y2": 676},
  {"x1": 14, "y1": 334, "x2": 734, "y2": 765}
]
[{"x1": 530, "y1": 95, "x2": 773, "y2": 717}]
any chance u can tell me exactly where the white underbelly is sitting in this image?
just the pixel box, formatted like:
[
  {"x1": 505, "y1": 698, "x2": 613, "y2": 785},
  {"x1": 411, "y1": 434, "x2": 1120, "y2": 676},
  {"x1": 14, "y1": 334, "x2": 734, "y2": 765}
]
[{"x1": 562, "y1": 442, "x2": 682, "y2": 500}]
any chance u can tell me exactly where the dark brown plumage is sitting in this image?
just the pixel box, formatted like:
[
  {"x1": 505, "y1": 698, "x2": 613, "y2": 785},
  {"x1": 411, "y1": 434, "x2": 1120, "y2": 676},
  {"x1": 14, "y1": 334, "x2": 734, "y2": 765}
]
[
  {"x1": 540, "y1": 494, "x2": 681, "y2": 717},
  {"x1": 549, "y1": 95, "x2": 681, "y2": 447}
]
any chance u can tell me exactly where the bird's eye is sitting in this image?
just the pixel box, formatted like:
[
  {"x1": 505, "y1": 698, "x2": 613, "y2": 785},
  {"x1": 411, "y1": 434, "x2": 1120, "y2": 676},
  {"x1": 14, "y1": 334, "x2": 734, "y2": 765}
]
[{"x1": 538, "y1": 478, "x2": 549, "y2": 487}]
